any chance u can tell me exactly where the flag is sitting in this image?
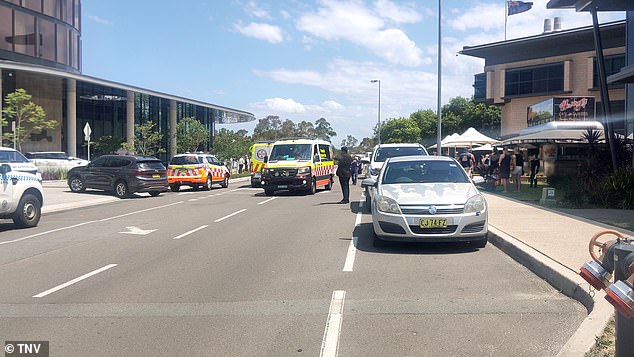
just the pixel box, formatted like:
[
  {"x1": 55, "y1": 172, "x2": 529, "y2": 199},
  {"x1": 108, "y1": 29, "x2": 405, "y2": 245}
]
[{"x1": 507, "y1": 1, "x2": 533, "y2": 16}]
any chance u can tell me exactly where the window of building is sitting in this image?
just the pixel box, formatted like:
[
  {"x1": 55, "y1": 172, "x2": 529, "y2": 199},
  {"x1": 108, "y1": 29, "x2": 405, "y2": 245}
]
[
  {"x1": 43, "y1": 0, "x2": 59, "y2": 18},
  {"x1": 473, "y1": 73, "x2": 486, "y2": 101},
  {"x1": 0, "y1": 6, "x2": 12, "y2": 51},
  {"x1": 22, "y1": 0, "x2": 41, "y2": 12},
  {"x1": 37, "y1": 17, "x2": 55, "y2": 61},
  {"x1": 13, "y1": 10, "x2": 35, "y2": 56},
  {"x1": 56, "y1": 24, "x2": 68, "y2": 64},
  {"x1": 505, "y1": 63, "x2": 564, "y2": 97},
  {"x1": 70, "y1": 30, "x2": 78, "y2": 69},
  {"x1": 593, "y1": 55, "x2": 626, "y2": 88},
  {"x1": 73, "y1": 0, "x2": 79, "y2": 30}
]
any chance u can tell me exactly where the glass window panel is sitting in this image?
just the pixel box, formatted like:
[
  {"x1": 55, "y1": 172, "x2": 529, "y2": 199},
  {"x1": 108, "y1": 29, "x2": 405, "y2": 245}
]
[
  {"x1": 548, "y1": 79, "x2": 563, "y2": 91},
  {"x1": 533, "y1": 67, "x2": 547, "y2": 80},
  {"x1": 37, "y1": 17, "x2": 55, "y2": 60},
  {"x1": 13, "y1": 10, "x2": 35, "y2": 56},
  {"x1": 22, "y1": 0, "x2": 42, "y2": 12},
  {"x1": 519, "y1": 70, "x2": 532, "y2": 81},
  {"x1": 43, "y1": 0, "x2": 58, "y2": 17},
  {"x1": 70, "y1": 30, "x2": 78, "y2": 69},
  {"x1": 0, "y1": 6, "x2": 12, "y2": 51},
  {"x1": 64, "y1": 0, "x2": 72, "y2": 25},
  {"x1": 73, "y1": 0, "x2": 80, "y2": 29},
  {"x1": 533, "y1": 79, "x2": 547, "y2": 93},
  {"x1": 56, "y1": 24, "x2": 68, "y2": 64}
]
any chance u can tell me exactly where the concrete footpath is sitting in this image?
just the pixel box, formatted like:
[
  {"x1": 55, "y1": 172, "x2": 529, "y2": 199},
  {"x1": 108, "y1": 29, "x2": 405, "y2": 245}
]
[{"x1": 38, "y1": 179, "x2": 633, "y2": 356}]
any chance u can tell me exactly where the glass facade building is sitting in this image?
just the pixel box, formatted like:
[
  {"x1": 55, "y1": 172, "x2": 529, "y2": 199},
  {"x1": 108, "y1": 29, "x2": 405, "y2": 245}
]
[{"x1": 0, "y1": 0, "x2": 255, "y2": 160}]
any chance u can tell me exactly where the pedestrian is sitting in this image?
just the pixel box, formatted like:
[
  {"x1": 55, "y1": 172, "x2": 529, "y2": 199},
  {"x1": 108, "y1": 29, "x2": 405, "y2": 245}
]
[
  {"x1": 512, "y1": 148, "x2": 523, "y2": 192},
  {"x1": 499, "y1": 148, "x2": 513, "y2": 193},
  {"x1": 238, "y1": 156, "x2": 245, "y2": 174},
  {"x1": 350, "y1": 157, "x2": 359, "y2": 185},
  {"x1": 458, "y1": 149, "x2": 476, "y2": 177},
  {"x1": 336, "y1": 147, "x2": 353, "y2": 204},
  {"x1": 529, "y1": 150, "x2": 541, "y2": 188}
]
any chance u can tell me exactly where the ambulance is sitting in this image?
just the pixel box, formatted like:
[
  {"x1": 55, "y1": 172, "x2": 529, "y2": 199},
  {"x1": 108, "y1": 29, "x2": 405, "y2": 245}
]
[
  {"x1": 167, "y1": 153, "x2": 229, "y2": 192},
  {"x1": 260, "y1": 138, "x2": 335, "y2": 196},
  {"x1": 249, "y1": 141, "x2": 274, "y2": 187}
]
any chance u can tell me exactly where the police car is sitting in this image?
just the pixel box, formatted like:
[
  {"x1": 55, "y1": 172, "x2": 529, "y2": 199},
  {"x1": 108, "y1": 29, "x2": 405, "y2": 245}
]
[
  {"x1": 0, "y1": 158, "x2": 44, "y2": 228},
  {"x1": 0, "y1": 147, "x2": 42, "y2": 182}
]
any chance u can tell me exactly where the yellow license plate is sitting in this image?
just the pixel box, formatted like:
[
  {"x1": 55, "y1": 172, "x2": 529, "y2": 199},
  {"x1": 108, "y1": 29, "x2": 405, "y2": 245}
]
[
  {"x1": 420, "y1": 218, "x2": 447, "y2": 228},
  {"x1": 152, "y1": 174, "x2": 160, "y2": 178}
]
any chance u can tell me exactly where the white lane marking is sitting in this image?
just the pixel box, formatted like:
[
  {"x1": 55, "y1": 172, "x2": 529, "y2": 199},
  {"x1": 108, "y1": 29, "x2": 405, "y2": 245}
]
[
  {"x1": 0, "y1": 221, "x2": 95, "y2": 246},
  {"x1": 257, "y1": 197, "x2": 278, "y2": 205},
  {"x1": 178, "y1": 192, "x2": 195, "y2": 195},
  {"x1": 33, "y1": 264, "x2": 118, "y2": 298},
  {"x1": 188, "y1": 198, "x2": 198, "y2": 202},
  {"x1": 342, "y1": 237, "x2": 358, "y2": 272},
  {"x1": 214, "y1": 209, "x2": 247, "y2": 223},
  {"x1": 354, "y1": 205, "x2": 363, "y2": 227},
  {"x1": 99, "y1": 202, "x2": 183, "y2": 222},
  {"x1": 231, "y1": 187, "x2": 261, "y2": 192},
  {"x1": 119, "y1": 226, "x2": 156, "y2": 235},
  {"x1": 320, "y1": 290, "x2": 346, "y2": 357},
  {"x1": 173, "y1": 225, "x2": 208, "y2": 240}
]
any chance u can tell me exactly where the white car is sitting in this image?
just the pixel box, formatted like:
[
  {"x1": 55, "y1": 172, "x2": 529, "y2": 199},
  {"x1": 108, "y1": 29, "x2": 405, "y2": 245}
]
[
  {"x1": 0, "y1": 147, "x2": 41, "y2": 181},
  {"x1": 25, "y1": 151, "x2": 89, "y2": 170},
  {"x1": 364, "y1": 143, "x2": 428, "y2": 209},
  {"x1": 0, "y1": 162, "x2": 44, "y2": 228},
  {"x1": 363, "y1": 155, "x2": 487, "y2": 248}
]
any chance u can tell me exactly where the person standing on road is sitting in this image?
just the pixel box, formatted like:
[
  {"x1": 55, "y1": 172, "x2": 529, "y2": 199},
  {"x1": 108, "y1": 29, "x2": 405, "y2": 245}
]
[
  {"x1": 499, "y1": 148, "x2": 513, "y2": 193},
  {"x1": 336, "y1": 147, "x2": 353, "y2": 204},
  {"x1": 458, "y1": 149, "x2": 476, "y2": 177},
  {"x1": 350, "y1": 157, "x2": 359, "y2": 185}
]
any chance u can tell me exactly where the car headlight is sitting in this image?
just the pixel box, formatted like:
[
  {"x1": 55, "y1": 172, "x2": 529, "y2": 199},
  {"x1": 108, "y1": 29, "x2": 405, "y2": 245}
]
[
  {"x1": 464, "y1": 194, "x2": 486, "y2": 213},
  {"x1": 297, "y1": 166, "x2": 310, "y2": 174},
  {"x1": 376, "y1": 196, "x2": 401, "y2": 214}
]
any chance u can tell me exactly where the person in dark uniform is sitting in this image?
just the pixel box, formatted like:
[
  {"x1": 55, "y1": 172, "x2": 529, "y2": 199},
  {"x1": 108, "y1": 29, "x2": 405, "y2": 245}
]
[
  {"x1": 529, "y1": 151, "x2": 541, "y2": 187},
  {"x1": 499, "y1": 148, "x2": 513, "y2": 193},
  {"x1": 336, "y1": 147, "x2": 353, "y2": 204}
]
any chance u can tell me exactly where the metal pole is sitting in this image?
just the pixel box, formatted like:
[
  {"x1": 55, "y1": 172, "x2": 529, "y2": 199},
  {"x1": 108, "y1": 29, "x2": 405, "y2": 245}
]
[
  {"x1": 591, "y1": 6, "x2": 618, "y2": 172},
  {"x1": 436, "y1": 0, "x2": 442, "y2": 156},
  {"x1": 613, "y1": 243, "x2": 634, "y2": 357},
  {"x1": 377, "y1": 80, "x2": 381, "y2": 145}
]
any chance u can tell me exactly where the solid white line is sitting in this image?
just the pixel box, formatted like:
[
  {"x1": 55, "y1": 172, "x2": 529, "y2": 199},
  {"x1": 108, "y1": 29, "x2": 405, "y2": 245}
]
[
  {"x1": 214, "y1": 209, "x2": 247, "y2": 223},
  {"x1": 354, "y1": 208, "x2": 363, "y2": 227},
  {"x1": 173, "y1": 225, "x2": 208, "y2": 240},
  {"x1": 33, "y1": 264, "x2": 118, "y2": 298},
  {"x1": 342, "y1": 237, "x2": 358, "y2": 272},
  {"x1": 188, "y1": 198, "x2": 198, "y2": 202},
  {"x1": 0, "y1": 221, "x2": 95, "y2": 246},
  {"x1": 99, "y1": 201, "x2": 183, "y2": 222},
  {"x1": 257, "y1": 197, "x2": 278, "y2": 205},
  {"x1": 320, "y1": 290, "x2": 346, "y2": 357}
]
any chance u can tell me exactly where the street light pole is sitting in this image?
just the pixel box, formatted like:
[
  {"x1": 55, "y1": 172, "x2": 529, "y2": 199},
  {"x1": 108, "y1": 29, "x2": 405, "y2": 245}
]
[
  {"x1": 370, "y1": 79, "x2": 381, "y2": 145},
  {"x1": 436, "y1": 0, "x2": 442, "y2": 156}
]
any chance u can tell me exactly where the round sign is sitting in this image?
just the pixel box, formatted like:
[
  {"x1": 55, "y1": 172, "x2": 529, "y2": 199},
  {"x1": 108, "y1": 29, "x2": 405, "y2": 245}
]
[{"x1": 256, "y1": 149, "x2": 267, "y2": 160}]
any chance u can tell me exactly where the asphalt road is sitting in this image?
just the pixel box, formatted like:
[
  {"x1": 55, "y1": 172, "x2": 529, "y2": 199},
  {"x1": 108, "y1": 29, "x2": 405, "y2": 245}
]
[{"x1": 0, "y1": 182, "x2": 586, "y2": 356}]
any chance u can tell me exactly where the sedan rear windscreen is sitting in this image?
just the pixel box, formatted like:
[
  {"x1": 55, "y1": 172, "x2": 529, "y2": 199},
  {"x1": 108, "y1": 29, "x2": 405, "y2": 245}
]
[
  {"x1": 170, "y1": 156, "x2": 199, "y2": 165},
  {"x1": 374, "y1": 147, "x2": 427, "y2": 162},
  {"x1": 382, "y1": 161, "x2": 468, "y2": 184}
]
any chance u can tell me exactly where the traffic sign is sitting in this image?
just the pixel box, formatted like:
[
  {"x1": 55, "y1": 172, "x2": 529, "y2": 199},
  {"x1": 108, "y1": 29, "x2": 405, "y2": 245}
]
[{"x1": 83, "y1": 122, "x2": 92, "y2": 139}]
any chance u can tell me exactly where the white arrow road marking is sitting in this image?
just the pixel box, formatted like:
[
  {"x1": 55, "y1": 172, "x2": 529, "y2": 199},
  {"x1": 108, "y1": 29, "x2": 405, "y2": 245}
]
[
  {"x1": 119, "y1": 226, "x2": 157, "y2": 235},
  {"x1": 33, "y1": 264, "x2": 118, "y2": 298},
  {"x1": 173, "y1": 225, "x2": 208, "y2": 240},
  {"x1": 320, "y1": 290, "x2": 346, "y2": 357}
]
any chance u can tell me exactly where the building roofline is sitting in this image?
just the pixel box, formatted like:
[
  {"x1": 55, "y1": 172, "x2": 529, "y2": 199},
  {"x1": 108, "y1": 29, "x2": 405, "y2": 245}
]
[{"x1": 0, "y1": 60, "x2": 256, "y2": 121}]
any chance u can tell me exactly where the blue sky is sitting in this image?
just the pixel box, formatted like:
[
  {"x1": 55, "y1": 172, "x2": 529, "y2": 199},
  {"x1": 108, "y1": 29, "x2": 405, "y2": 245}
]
[{"x1": 81, "y1": 0, "x2": 624, "y2": 146}]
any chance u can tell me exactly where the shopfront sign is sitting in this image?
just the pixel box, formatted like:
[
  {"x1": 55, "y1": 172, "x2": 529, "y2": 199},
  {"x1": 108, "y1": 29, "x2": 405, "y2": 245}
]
[{"x1": 527, "y1": 97, "x2": 595, "y2": 127}]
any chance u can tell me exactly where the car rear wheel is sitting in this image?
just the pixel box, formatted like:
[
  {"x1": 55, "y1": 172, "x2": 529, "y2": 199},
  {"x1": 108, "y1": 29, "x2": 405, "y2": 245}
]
[
  {"x1": 13, "y1": 193, "x2": 41, "y2": 228},
  {"x1": 69, "y1": 176, "x2": 86, "y2": 192},
  {"x1": 114, "y1": 180, "x2": 129, "y2": 199},
  {"x1": 149, "y1": 191, "x2": 161, "y2": 197},
  {"x1": 170, "y1": 184, "x2": 180, "y2": 192},
  {"x1": 204, "y1": 176, "x2": 213, "y2": 191}
]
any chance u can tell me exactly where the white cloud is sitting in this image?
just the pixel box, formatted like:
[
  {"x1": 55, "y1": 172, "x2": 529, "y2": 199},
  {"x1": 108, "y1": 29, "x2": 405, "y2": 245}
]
[
  {"x1": 280, "y1": 10, "x2": 291, "y2": 19},
  {"x1": 296, "y1": 0, "x2": 425, "y2": 67},
  {"x1": 374, "y1": 0, "x2": 422, "y2": 24},
  {"x1": 244, "y1": 0, "x2": 271, "y2": 19},
  {"x1": 323, "y1": 100, "x2": 344, "y2": 110},
  {"x1": 234, "y1": 22, "x2": 284, "y2": 43},
  {"x1": 263, "y1": 98, "x2": 307, "y2": 113},
  {"x1": 88, "y1": 15, "x2": 112, "y2": 25}
]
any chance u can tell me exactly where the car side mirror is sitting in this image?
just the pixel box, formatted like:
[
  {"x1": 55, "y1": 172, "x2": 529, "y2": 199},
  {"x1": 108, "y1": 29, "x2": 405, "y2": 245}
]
[
  {"x1": 472, "y1": 176, "x2": 485, "y2": 185},
  {"x1": 361, "y1": 177, "x2": 376, "y2": 188},
  {"x1": 0, "y1": 164, "x2": 11, "y2": 175}
]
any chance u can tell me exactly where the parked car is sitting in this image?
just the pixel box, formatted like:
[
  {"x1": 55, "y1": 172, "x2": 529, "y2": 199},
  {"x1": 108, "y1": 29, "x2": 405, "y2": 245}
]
[
  {"x1": 0, "y1": 162, "x2": 43, "y2": 228},
  {"x1": 67, "y1": 155, "x2": 168, "y2": 198},
  {"x1": 167, "y1": 152, "x2": 229, "y2": 192},
  {"x1": 362, "y1": 155, "x2": 488, "y2": 248},
  {"x1": 0, "y1": 147, "x2": 41, "y2": 181},
  {"x1": 25, "y1": 151, "x2": 89, "y2": 170},
  {"x1": 365, "y1": 143, "x2": 428, "y2": 209}
]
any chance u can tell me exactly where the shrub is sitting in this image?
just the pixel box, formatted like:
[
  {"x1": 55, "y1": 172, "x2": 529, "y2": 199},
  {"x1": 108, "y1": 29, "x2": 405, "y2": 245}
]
[
  {"x1": 40, "y1": 167, "x2": 69, "y2": 181},
  {"x1": 601, "y1": 167, "x2": 634, "y2": 209}
]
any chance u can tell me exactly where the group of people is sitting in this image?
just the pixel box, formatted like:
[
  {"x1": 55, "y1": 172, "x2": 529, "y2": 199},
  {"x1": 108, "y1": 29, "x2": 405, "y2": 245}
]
[
  {"x1": 226, "y1": 156, "x2": 251, "y2": 174},
  {"x1": 469, "y1": 147, "x2": 542, "y2": 193}
]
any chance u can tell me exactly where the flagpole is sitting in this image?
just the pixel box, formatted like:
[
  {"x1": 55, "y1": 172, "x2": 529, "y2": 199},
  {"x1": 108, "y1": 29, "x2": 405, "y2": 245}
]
[{"x1": 504, "y1": 1, "x2": 508, "y2": 40}]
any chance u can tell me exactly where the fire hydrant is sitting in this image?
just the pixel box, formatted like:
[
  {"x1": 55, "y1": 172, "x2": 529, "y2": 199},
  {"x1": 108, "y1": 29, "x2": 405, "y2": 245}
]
[{"x1": 579, "y1": 230, "x2": 634, "y2": 357}]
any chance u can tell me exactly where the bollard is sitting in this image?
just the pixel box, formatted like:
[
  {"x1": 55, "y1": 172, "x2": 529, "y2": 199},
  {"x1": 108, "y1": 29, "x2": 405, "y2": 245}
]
[{"x1": 610, "y1": 242, "x2": 634, "y2": 357}]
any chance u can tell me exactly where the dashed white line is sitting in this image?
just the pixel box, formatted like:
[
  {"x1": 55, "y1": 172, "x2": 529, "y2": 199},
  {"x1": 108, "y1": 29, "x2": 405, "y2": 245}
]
[
  {"x1": 33, "y1": 264, "x2": 118, "y2": 298},
  {"x1": 173, "y1": 225, "x2": 208, "y2": 240},
  {"x1": 257, "y1": 197, "x2": 278, "y2": 205},
  {"x1": 214, "y1": 209, "x2": 247, "y2": 223},
  {"x1": 342, "y1": 237, "x2": 358, "y2": 272},
  {"x1": 320, "y1": 290, "x2": 346, "y2": 357}
]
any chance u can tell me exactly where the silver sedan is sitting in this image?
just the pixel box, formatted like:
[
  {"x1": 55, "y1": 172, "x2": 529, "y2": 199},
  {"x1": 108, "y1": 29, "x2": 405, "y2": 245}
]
[{"x1": 363, "y1": 155, "x2": 488, "y2": 248}]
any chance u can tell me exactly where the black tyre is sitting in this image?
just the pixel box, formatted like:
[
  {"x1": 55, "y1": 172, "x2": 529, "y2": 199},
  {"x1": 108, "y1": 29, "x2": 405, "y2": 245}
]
[
  {"x1": 149, "y1": 191, "x2": 161, "y2": 197},
  {"x1": 308, "y1": 177, "x2": 317, "y2": 195},
  {"x1": 114, "y1": 180, "x2": 129, "y2": 199},
  {"x1": 325, "y1": 176, "x2": 333, "y2": 191},
  {"x1": 264, "y1": 188, "x2": 274, "y2": 196},
  {"x1": 221, "y1": 175, "x2": 229, "y2": 188},
  {"x1": 170, "y1": 185, "x2": 180, "y2": 192},
  {"x1": 12, "y1": 193, "x2": 41, "y2": 228},
  {"x1": 472, "y1": 237, "x2": 488, "y2": 249},
  {"x1": 69, "y1": 176, "x2": 86, "y2": 192},
  {"x1": 204, "y1": 176, "x2": 213, "y2": 191}
]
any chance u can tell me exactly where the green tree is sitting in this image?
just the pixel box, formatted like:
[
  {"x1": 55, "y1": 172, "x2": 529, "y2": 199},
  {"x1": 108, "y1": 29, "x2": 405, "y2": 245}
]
[
  {"x1": 358, "y1": 137, "x2": 377, "y2": 153},
  {"x1": 1, "y1": 88, "x2": 57, "y2": 151},
  {"x1": 314, "y1": 117, "x2": 336, "y2": 141},
  {"x1": 252, "y1": 115, "x2": 282, "y2": 141},
  {"x1": 211, "y1": 128, "x2": 251, "y2": 161},
  {"x1": 296, "y1": 121, "x2": 316, "y2": 138},
  {"x1": 410, "y1": 109, "x2": 438, "y2": 144},
  {"x1": 279, "y1": 119, "x2": 297, "y2": 138},
  {"x1": 92, "y1": 136, "x2": 125, "y2": 156},
  {"x1": 176, "y1": 117, "x2": 210, "y2": 153},
  {"x1": 122, "y1": 121, "x2": 165, "y2": 156},
  {"x1": 340, "y1": 135, "x2": 358, "y2": 150},
  {"x1": 380, "y1": 117, "x2": 421, "y2": 143}
]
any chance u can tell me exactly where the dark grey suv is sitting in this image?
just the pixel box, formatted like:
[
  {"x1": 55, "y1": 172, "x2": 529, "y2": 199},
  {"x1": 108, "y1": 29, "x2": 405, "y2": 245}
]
[{"x1": 67, "y1": 155, "x2": 168, "y2": 198}]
